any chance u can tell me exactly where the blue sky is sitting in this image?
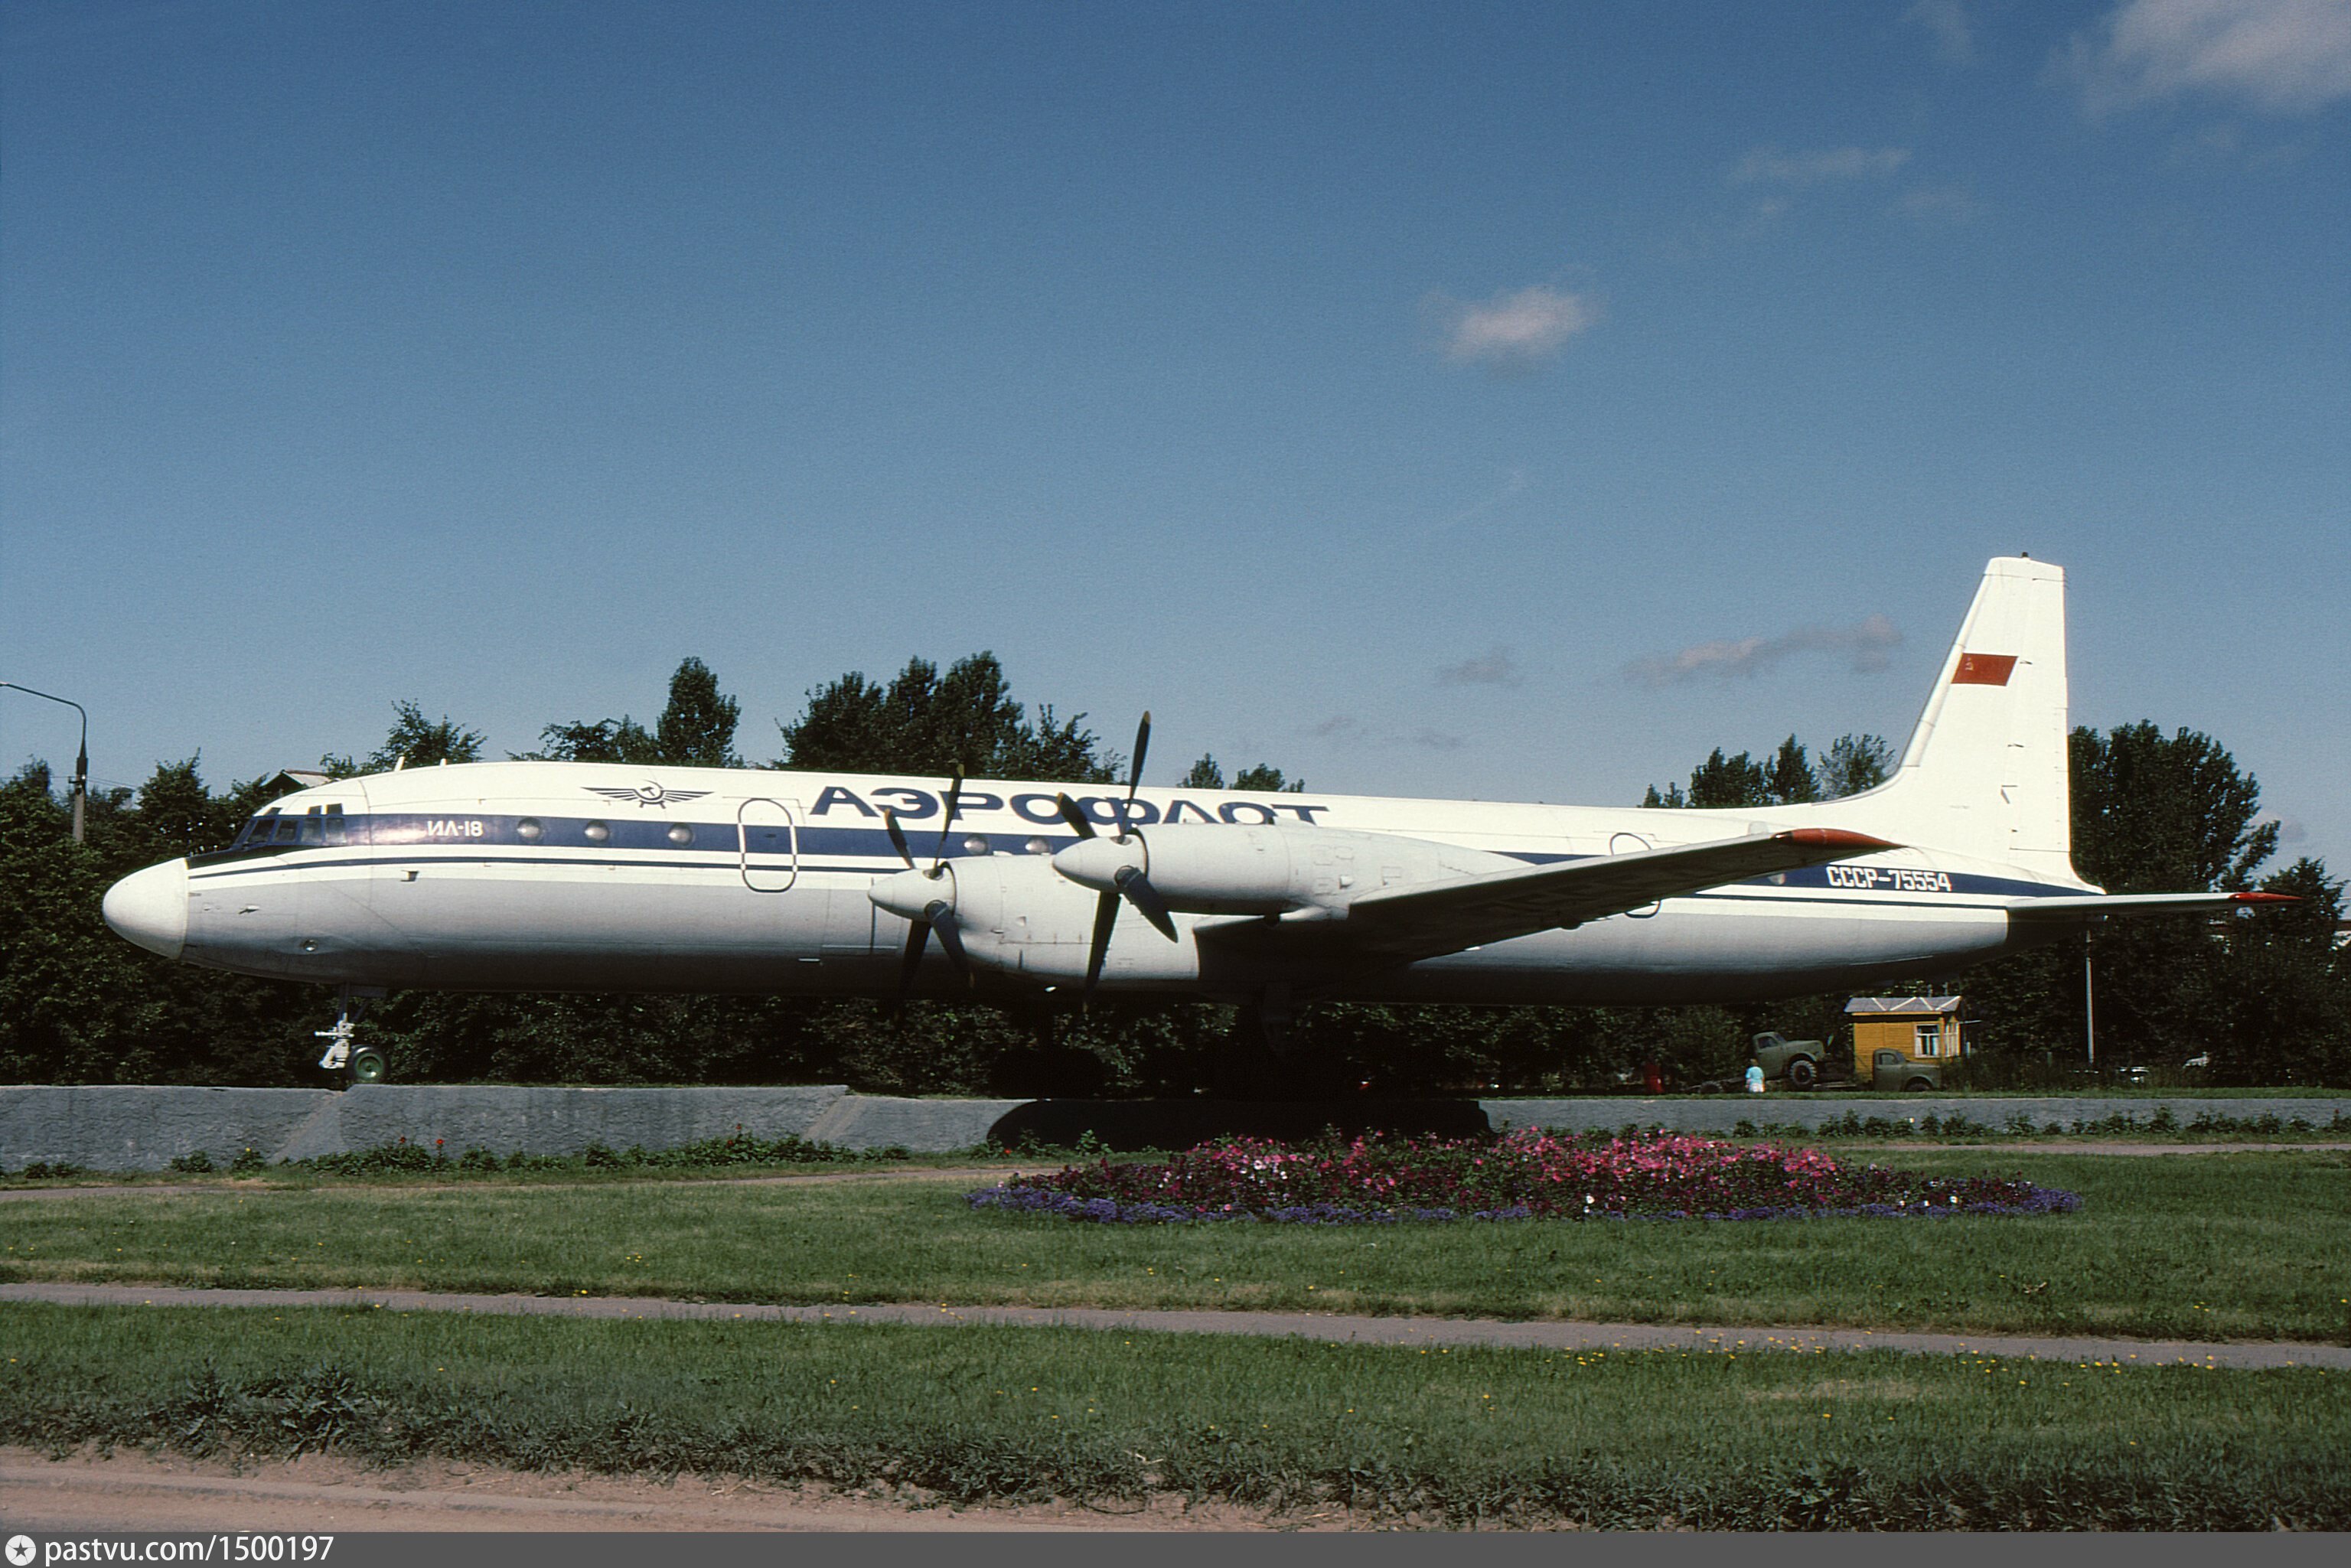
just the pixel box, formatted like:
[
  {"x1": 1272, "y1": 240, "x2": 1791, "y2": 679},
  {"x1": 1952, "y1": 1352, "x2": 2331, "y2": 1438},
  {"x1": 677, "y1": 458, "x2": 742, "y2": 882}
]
[{"x1": 4, "y1": 0, "x2": 2346, "y2": 877}]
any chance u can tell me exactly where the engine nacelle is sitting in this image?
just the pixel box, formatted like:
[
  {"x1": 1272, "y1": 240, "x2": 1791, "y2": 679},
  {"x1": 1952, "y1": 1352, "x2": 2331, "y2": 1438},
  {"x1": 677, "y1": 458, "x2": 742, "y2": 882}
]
[
  {"x1": 871, "y1": 852, "x2": 1199, "y2": 986},
  {"x1": 1052, "y1": 823, "x2": 1515, "y2": 917}
]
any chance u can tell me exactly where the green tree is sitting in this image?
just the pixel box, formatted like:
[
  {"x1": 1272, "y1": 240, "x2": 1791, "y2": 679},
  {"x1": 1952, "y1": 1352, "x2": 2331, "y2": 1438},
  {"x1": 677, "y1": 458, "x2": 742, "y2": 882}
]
[
  {"x1": 1939, "y1": 723, "x2": 2295, "y2": 1074},
  {"x1": 323, "y1": 703, "x2": 487, "y2": 775},
  {"x1": 1685, "y1": 748, "x2": 1772, "y2": 808},
  {"x1": 779, "y1": 653, "x2": 1111, "y2": 782},
  {"x1": 1645, "y1": 733, "x2": 1891, "y2": 807},
  {"x1": 0, "y1": 759, "x2": 329, "y2": 1085},
  {"x1": 2212, "y1": 858, "x2": 2349, "y2": 1084},
  {"x1": 1817, "y1": 733, "x2": 1895, "y2": 797},
  {"x1": 654, "y1": 657, "x2": 742, "y2": 768},
  {"x1": 2072, "y1": 722, "x2": 2277, "y2": 893},
  {"x1": 527, "y1": 717, "x2": 660, "y2": 764},
  {"x1": 1231, "y1": 764, "x2": 1304, "y2": 793},
  {"x1": 1185, "y1": 755, "x2": 1306, "y2": 792},
  {"x1": 524, "y1": 657, "x2": 742, "y2": 767},
  {"x1": 1766, "y1": 736, "x2": 1820, "y2": 804}
]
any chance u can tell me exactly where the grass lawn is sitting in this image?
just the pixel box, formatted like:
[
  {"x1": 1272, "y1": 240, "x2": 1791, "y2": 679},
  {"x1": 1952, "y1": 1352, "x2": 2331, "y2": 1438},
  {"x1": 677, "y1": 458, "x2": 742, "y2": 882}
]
[
  {"x1": 2, "y1": 1302, "x2": 2341, "y2": 1528},
  {"x1": 4, "y1": 1149, "x2": 2346, "y2": 1341}
]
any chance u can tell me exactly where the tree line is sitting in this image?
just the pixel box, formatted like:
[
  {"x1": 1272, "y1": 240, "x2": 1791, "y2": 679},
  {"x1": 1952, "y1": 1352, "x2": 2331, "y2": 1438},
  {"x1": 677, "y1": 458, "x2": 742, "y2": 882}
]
[{"x1": 3, "y1": 654, "x2": 2343, "y2": 1091}]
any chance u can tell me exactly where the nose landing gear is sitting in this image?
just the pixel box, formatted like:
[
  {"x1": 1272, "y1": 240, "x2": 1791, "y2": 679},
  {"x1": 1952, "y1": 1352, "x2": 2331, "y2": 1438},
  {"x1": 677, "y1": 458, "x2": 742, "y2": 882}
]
[{"x1": 315, "y1": 986, "x2": 389, "y2": 1083}]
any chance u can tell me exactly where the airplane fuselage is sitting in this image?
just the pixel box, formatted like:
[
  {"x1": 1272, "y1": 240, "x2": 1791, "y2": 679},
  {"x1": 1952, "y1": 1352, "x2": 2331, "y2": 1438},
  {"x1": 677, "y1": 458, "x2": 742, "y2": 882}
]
[
  {"x1": 109, "y1": 558, "x2": 2279, "y2": 1048},
  {"x1": 122, "y1": 762, "x2": 2073, "y2": 1007}
]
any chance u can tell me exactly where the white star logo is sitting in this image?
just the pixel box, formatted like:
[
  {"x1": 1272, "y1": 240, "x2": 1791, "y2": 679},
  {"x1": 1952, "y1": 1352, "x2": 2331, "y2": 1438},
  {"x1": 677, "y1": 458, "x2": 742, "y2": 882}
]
[{"x1": 583, "y1": 783, "x2": 712, "y2": 810}]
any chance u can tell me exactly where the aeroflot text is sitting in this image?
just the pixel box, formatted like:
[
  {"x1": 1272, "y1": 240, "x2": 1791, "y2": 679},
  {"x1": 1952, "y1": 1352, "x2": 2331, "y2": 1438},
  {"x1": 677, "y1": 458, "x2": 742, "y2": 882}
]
[{"x1": 806, "y1": 786, "x2": 1331, "y2": 827}]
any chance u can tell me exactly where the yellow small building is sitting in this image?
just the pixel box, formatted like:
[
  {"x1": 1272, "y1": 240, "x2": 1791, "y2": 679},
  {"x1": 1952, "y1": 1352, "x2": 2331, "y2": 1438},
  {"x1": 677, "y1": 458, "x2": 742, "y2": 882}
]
[{"x1": 1844, "y1": 996, "x2": 1963, "y2": 1080}]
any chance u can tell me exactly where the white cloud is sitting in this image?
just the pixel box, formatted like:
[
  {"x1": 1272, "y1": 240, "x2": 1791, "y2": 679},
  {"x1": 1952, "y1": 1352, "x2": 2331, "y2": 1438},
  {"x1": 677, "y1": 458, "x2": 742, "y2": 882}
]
[
  {"x1": 1896, "y1": 181, "x2": 1987, "y2": 223},
  {"x1": 1730, "y1": 146, "x2": 1912, "y2": 186},
  {"x1": 1906, "y1": 0, "x2": 1978, "y2": 65},
  {"x1": 1435, "y1": 646, "x2": 1524, "y2": 688},
  {"x1": 1308, "y1": 715, "x2": 1466, "y2": 751},
  {"x1": 2065, "y1": 0, "x2": 2351, "y2": 116},
  {"x1": 1624, "y1": 614, "x2": 1904, "y2": 687},
  {"x1": 1431, "y1": 285, "x2": 1599, "y2": 372}
]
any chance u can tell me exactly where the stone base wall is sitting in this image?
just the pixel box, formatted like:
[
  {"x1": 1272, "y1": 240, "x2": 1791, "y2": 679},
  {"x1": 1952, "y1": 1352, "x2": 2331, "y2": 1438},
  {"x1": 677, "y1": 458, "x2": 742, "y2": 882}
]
[
  {"x1": 3, "y1": 1086, "x2": 2345, "y2": 1171},
  {"x1": 1482, "y1": 1095, "x2": 2351, "y2": 1134},
  {"x1": 0, "y1": 1084, "x2": 852, "y2": 1170}
]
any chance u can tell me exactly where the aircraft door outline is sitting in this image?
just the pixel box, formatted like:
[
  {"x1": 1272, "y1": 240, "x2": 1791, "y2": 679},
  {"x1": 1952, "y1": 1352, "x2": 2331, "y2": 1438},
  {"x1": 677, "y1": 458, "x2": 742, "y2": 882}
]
[
  {"x1": 1610, "y1": 832, "x2": 1661, "y2": 918},
  {"x1": 738, "y1": 798, "x2": 798, "y2": 892}
]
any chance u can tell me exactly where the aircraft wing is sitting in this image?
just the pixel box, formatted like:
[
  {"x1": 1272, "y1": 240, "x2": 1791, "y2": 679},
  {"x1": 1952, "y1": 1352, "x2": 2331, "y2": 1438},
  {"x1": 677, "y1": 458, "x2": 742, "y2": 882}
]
[
  {"x1": 1198, "y1": 827, "x2": 1896, "y2": 967},
  {"x1": 2007, "y1": 890, "x2": 2297, "y2": 923}
]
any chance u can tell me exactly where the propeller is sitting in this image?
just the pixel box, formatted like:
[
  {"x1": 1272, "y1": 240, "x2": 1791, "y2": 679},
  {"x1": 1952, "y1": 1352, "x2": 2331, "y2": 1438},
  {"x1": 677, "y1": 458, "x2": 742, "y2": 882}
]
[
  {"x1": 1055, "y1": 713, "x2": 1179, "y2": 1002},
  {"x1": 882, "y1": 764, "x2": 970, "y2": 1015}
]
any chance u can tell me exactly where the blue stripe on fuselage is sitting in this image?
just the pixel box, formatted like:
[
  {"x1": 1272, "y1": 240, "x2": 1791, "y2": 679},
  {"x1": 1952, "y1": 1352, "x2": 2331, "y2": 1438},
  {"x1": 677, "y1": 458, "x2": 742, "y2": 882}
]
[{"x1": 187, "y1": 811, "x2": 2086, "y2": 902}]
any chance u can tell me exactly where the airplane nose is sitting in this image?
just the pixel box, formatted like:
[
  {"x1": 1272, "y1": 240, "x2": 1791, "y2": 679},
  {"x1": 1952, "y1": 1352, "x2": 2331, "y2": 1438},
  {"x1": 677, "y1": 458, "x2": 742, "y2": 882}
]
[{"x1": 103, "y1": 859, "x2": 190, "y2": 960}]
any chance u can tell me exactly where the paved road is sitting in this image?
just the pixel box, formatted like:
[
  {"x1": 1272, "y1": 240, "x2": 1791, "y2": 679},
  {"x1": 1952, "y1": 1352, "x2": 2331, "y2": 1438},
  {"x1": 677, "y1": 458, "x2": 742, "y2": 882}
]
[{"x1": 6, "y1": 1280, "x2": 2343, "y2": 1369}]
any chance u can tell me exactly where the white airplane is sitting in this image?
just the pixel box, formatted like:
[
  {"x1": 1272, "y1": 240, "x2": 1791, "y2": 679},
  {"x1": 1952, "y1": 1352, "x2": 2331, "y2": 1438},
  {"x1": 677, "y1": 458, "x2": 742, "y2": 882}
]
[{"x1": 102, "y1": 557, "x2": 2287, "y2": 1081}]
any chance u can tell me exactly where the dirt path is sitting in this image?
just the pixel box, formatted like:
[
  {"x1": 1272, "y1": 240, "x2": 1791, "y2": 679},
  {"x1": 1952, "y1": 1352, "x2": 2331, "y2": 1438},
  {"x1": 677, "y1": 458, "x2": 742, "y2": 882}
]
[
  {"x1": 6, "y1": 1280, "x2": 2343, "y2": 1368},
  {"x1": 0, "y1": 1448, "x2": 1296, "y2": 1532}
]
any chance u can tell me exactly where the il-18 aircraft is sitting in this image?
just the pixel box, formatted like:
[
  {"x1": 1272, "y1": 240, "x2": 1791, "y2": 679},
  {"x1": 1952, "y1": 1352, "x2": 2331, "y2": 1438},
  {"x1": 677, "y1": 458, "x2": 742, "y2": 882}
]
[{"x1": 103, "y1": 557, "x2": 2287, "y2": 1081}]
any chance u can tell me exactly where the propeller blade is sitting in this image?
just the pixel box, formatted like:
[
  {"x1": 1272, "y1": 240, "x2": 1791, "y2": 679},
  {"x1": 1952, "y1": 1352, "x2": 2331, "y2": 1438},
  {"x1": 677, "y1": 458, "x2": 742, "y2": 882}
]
[
  {"x1": 892, "y1": 919, "x2": 930, "y2": 1016},
  {"x1": 882, "y1": 810, "x2": 916, "y2": 871},
  {"x1": 1113, "y1": 712, "x2": 1151, "y2": 839},
  {"x1": 1114, "y1": 865, "x2": 1179, "y2": 941},
  {"x1": 1081, "y1": 888, "x2": 1120, "y2": 1001},
  {"x1": 925, "y1": 899, "x2": 970, "y2": 978},
  {"x1": 1055, "y1": 792, "x2": 1097, "y2": 840},
  {"x1": 929, "y1": 764, "x2": 966, "y2": 874}
]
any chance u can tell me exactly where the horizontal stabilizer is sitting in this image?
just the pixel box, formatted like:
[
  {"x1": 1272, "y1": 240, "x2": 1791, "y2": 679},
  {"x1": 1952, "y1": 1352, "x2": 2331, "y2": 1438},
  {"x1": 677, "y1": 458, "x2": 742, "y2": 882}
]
[
  {"x1": 2008, "y1": 890, "x2": 2297, "y2": 924},
  {"x1": 1204, "y1": 828, "x2": 1896, "y2": 967}
]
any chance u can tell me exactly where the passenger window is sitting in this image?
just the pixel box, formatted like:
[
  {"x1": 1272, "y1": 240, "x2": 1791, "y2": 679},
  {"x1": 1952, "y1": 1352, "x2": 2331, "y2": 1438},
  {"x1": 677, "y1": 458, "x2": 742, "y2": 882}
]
[{"x1": 583, "y1": 821, "x2": 611, "y2": 843}]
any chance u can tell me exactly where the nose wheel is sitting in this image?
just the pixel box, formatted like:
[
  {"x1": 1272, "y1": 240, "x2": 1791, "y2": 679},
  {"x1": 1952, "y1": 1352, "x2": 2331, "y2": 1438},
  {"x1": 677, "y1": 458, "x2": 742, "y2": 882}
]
[{"x1": 315, "y1": 988, "x2": 387, "y2": 1082}]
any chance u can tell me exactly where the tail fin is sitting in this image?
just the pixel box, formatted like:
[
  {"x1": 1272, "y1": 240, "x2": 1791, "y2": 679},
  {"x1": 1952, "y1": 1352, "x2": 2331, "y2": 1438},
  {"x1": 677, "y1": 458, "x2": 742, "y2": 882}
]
[{"x1": 1837, "y1": 556, "x2": 2083, "y2": 883}]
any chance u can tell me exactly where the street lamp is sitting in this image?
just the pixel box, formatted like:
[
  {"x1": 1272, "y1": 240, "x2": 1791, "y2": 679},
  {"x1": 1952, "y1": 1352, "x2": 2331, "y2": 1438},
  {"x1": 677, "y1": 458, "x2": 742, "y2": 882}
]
[{"x1": 0, "y1": 681, "x2": 90, "y2": 843}]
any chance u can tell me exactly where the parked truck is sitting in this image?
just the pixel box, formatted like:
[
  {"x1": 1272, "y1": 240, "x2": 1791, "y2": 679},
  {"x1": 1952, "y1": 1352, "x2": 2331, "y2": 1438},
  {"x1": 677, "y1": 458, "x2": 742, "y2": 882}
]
[{"x1": 1750, "y1": 1030, "x2": 1942, "y2": 1092}]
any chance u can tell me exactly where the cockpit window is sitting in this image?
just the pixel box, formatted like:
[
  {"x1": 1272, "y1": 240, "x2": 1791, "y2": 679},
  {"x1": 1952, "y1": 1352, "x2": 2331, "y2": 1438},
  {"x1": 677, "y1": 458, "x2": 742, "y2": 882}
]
[{"x1": 218, "y1": 802, "x2": 354, "y2": 857}]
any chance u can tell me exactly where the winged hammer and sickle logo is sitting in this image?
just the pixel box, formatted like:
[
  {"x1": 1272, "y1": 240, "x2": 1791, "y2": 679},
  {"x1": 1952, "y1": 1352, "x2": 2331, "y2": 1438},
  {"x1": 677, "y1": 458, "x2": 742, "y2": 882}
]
[{"x1": 584, "y1": 782, "x2": 712, "y2": 810}]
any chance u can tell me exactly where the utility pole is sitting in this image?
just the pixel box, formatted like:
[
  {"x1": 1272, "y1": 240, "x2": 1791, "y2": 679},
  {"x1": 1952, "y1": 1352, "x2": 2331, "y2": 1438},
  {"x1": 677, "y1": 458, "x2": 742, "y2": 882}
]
[
  {"x1": 2082, "y1": 921, "x2": 2097, "y2": 1070},
  {"x1": 0, "y1": 682, "x2": 89, "y2": 843}
]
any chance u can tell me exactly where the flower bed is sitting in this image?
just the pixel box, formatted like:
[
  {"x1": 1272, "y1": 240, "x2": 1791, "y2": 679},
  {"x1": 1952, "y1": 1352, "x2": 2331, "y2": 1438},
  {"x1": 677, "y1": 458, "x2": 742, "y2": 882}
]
[{"x1": 967, "y1": 1130, "x2": 2079, "y2": 1225}]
